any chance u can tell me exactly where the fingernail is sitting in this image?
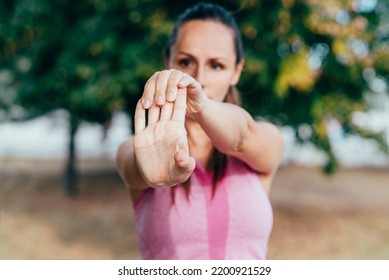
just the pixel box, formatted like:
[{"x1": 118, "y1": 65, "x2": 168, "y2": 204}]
[
  {"x1": 142, "y1": 99, "x2": 151, "y2": 109},
  {"x1": 167, "y1": 92, "x2": 174, "y2": 101},
  {"x1": 157, "y1": 95, "x2": 164, "y2": 105}
]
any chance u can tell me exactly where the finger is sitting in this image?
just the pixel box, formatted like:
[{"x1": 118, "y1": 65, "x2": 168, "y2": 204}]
[
  {"x1": 147, "y1": 104, "x2": 160, "y2": 126},
  {"x1": 155, "y1": 70, "x2": 173, "y2": 106},
  {"x1": 171, "y1": 88, "x2": 187, "y2": 123},
  {"x1": 134, "y1": 99, "x2": 146, "y2": 134},
  {"x1": 178, "y1": 75, "x2": 202, "y2": 92},
  {"x1": 177, "y1": 74, "x2": 195, "y2": 88},
  {"x1": 142, "y1": 72, "x2": 158, "y2": 109},
  {"x1": 166, "y1": 70, "x2": 184, "y2": 102},
  {"x1": 160, "y1": 101, "x2": 174, "y2": 121}
]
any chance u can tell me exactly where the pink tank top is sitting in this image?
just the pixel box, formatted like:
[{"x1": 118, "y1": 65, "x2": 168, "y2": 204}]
[{"x1": 134, "y1": 156, "x2": 273, "y2": 259}]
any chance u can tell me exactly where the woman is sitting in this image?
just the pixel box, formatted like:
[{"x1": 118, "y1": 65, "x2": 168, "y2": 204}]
[{"x1": 116, "y1": 2, "x2": 284, "y2": 259}]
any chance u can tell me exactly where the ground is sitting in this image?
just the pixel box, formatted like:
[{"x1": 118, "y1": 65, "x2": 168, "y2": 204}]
[{"x1": 1, "y1": 158, "x2": 388, "y2": 259}]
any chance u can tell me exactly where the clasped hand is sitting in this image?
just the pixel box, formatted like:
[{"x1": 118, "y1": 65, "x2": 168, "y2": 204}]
[{"x1": 133, "y1": 69, "x2": 204, "y2": 188}]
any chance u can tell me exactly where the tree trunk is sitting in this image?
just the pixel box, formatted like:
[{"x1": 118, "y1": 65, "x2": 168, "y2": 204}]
[{"x1": 63, "y1": 115, "x2": 79, "y2": 197}]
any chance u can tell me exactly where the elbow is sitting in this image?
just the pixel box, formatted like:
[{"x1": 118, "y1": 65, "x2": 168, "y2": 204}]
[
  {"x1": 219, "y1": 128, "x2": 249, "y2": 155},
  {"x1": 232, "y1": 118, "x2": 251, "y2": 153},
  {"x1": 233, "y1": 132, "x2": 249, "y2": 153},
  {"x1": 115, "y1": 138, "x2": 135, "y2": 186}
]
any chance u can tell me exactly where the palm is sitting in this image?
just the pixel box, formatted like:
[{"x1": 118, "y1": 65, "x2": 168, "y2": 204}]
[
  {"x1": 133, "y1": 89, "x2": 195, "y2": 188},
  {"x1": 134, "y1": 121, "x2": 189, "y2": 187}
]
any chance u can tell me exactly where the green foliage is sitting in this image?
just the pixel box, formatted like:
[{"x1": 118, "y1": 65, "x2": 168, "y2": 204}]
[
  {"x1": 1, "y1": 0, "x2": 388, "y2": 173},
  {"x1": 234, "y1": 0, "x2": 388, "y2": 171}
]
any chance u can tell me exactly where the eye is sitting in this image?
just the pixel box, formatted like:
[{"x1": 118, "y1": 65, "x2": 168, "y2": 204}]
[
  {"x1": 178, "y1": 59, "x2": 191, "y2": 67},
  {"x1": 211, "y1": 62, "x2": 224, "y2": 70}
]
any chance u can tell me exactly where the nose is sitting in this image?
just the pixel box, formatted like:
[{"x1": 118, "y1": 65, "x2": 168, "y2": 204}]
[{"x1": 193, "y1": 65, "x2": 208, "y2": 88}]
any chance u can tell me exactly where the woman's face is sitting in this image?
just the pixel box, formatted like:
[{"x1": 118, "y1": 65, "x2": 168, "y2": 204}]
[{"x1": 167, "y1": 20, "x2": 244, "y2": 102}]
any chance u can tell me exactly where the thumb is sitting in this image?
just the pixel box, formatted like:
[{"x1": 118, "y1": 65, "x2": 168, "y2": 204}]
[{"x1": 174, "y1": 147, "x2": 195, "y2": 177}]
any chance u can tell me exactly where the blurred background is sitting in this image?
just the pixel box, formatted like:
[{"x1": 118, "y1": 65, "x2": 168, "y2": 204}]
[{"x1": 1, "y1": 0, "x2": 389, "y2": 259}]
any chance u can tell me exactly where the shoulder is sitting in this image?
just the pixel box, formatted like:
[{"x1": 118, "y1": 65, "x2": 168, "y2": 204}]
[
  {"x1": 251, "y1": 121, "x2": 284, "y2": 193},
  {"x1": 254, "y1": 120, "x2": 283, "y2": 142},
  {"x1": 117, "y1": 136, "x2": 134, "y2": 156},
  {"x1": 253, "y1": 120, "x2": 284, "y2": 159}
]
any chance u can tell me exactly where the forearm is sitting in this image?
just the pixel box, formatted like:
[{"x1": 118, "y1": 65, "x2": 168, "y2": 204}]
[
  {"x1": 192, "y1": 96, "x2": 251, "y2": 154},
  {"x1": 192, "y1": 96, "x2": 284, "y2": 175},
  {"x1": 116, "y1": 138, "x2": 149, "y2": 191}
]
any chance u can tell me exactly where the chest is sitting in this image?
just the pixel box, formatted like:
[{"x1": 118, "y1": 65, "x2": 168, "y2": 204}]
[{"x1": 134, "y1": 161, "x2": 273, "y2": 259}]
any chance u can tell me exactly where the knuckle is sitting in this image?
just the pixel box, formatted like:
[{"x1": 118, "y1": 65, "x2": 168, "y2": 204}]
[
  {"x1": 171, "y1": 70, "x2": 183, "y2": 78},
  {"x1": 144, "y1": 79, "x2": 154, "y2": 89},
  {"x1": 151, "y1": 71, "x2": 160, "y2": 80}
]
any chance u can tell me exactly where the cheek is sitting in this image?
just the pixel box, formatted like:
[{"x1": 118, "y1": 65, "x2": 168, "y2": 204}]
[
  {"x1": 209, "y1": 74, "x2": 234, "y2": 101},
  {"x1": 207, "y1": 83, "x2": 231, "y2": 102}
]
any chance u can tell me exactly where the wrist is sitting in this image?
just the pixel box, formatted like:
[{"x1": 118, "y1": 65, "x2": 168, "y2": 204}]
[{"x1": 192, "y1": 92, "x2": 208, "y2": 119}]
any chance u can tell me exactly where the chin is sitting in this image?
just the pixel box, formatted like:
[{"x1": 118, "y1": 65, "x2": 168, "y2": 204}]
[{"x1": 207, "y1": 96, "x2": 225, "y2": 102}]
